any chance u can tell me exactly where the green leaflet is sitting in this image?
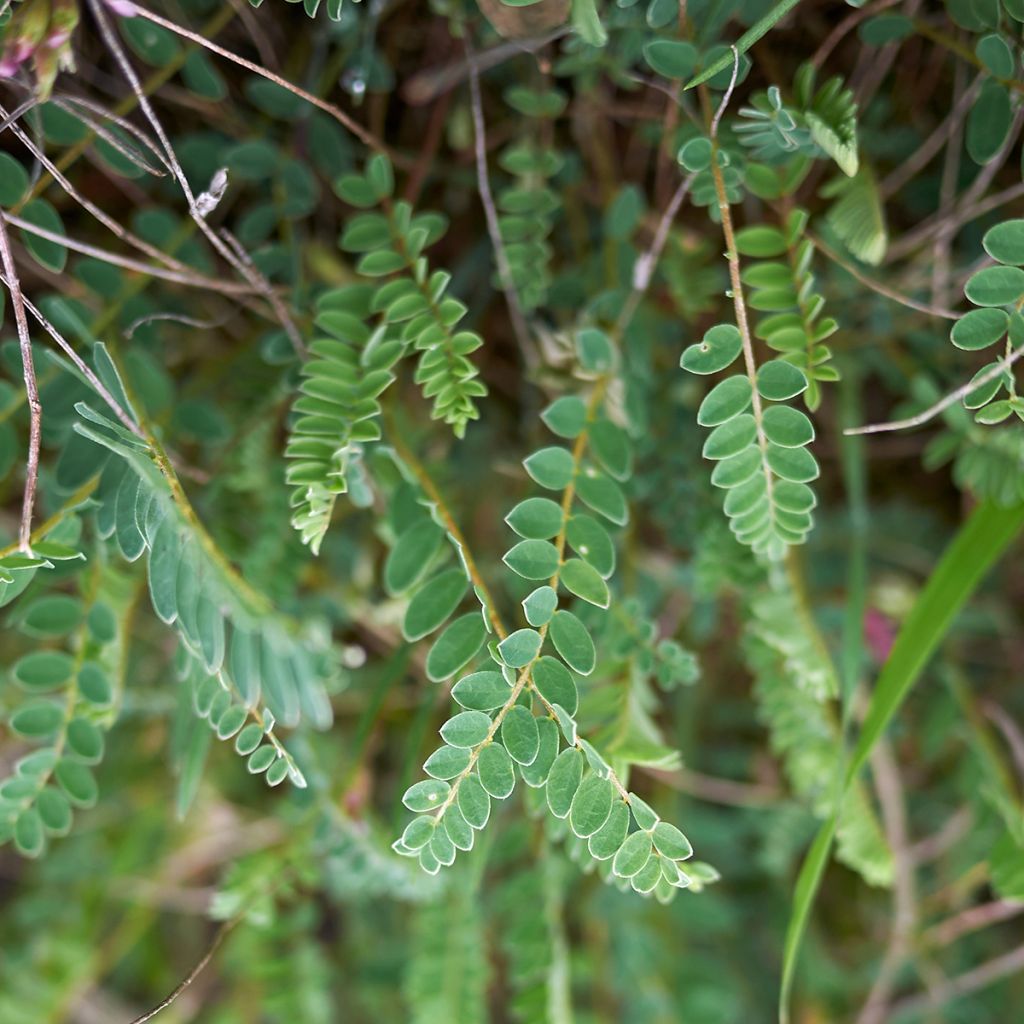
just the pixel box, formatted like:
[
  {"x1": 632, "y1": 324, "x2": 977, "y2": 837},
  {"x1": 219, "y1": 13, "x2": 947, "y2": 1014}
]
[{"x1": 425, "y1": 614, "x2": 487, "y2": 681}]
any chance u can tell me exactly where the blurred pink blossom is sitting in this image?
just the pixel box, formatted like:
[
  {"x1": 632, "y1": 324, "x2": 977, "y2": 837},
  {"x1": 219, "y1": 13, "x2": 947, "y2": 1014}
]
[{"x1": 864, "y1": 607, "x2": 896, "y2": 664}]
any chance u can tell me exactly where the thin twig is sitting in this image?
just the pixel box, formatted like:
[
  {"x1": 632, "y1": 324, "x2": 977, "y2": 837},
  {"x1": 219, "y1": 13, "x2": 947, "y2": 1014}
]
[
  {"x1": 128, "y1": 918, "x2": 238, "y2": 1024},
  {"x1": 52, "y1": 98, "x2": 167, "y2": 177},
  {"x1": 402, "y1": 29, "x2": 570, "y2": 106},
  {"x1": 923, "y1": 898, "x2": 1024, "y2": 948},
  {"x1": 908, "y1": 807, "x2": 972, "y2": 865},
  {"x1": 812, "y1": 0, "x2": 902, "y2": 69},
  {"x1": 644, "y1": 766, "x2": 781, "y2": 807},
  {"x1": 88, "y1": 0, "x2": 306, "y2": 357},
  {"x1": 0, "y1": 270, "x2": 145, "y2": 437},
  {"x1": 0, "y1": 101, "x2": 199, "y2": 274},
  {"x1": 880, "y1": 72, "x2": 981, "y2": 200},
  {"x1": 124, "y1": 312, "x2": 229, "y2": 340},
  {"x1": 930, "y1": 58, "x2": 968, "y2": 310},
  {"x1": 705, "y1": 53, "x2": 773, "y2": 506},
  {"x1": 388, "y1": 429, "x2": 507, "y2": 640},
  {"x1": 709, "y1": 47, "x2": 740, "y2": 140},
  {"x1": 845, "y1": 343, "x2": 1024, "y2": 436},
  {"x1": 889, "y1": 944, "x2": 1024, "y2": 1019},
  {"x1": 128, "y1": 1, "x2": 388, "y2": 155},
  {"x1": 219, "y1": 229, "x2": 305, "y2": 356},
  {"x1": 808, "y1": 231, "x2": 960, "y2": 320},
  {"x1": 0, "y1": 214, "x2": 42, "y2": 553},
  {"x1": 982, "y1": 700, "x2": 1024, "y2": 790},
  {"x1": 1, "y1": 211, "x2": 267, "y2": 297},
  {"x1": 855, "y1": 739, "x2": 916, "y2": 1024},
  {"x1": 885, "y1": 112, "x2": 1024, "y2": 264},
  {"x1": 0, "y1": 97, "x2": 39, "y2": 133},
  {"x1": 466, "y1": 37, "x2": 534, "y2": 365},
  {"x1": 618, "y1": 171, "x2": 697, "y2": 335}
]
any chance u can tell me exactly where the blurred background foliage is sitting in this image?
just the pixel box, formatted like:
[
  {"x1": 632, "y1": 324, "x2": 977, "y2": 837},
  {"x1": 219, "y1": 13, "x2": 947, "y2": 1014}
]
[{"x1": 1, "y1": 0, "x2": 1024, "y2": 1021}]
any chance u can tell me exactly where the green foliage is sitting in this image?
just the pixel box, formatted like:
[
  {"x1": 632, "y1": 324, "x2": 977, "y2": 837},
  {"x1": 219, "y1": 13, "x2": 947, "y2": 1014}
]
[
  {"x1": 396, "y1": 354, "x2": 698, "y2": 901},
  {"x1": 287, "y1": 155, "x2": 486, "y2": 552},
  {"x1": 2, "y1": 2, "x2": 1024, "y2": 1022}
]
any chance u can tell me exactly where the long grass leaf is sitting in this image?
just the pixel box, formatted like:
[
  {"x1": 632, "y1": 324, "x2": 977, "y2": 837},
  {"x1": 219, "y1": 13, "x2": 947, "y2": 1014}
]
[{"x1": 778, "y1": 499, "x2": 1024, "y2": 1023}]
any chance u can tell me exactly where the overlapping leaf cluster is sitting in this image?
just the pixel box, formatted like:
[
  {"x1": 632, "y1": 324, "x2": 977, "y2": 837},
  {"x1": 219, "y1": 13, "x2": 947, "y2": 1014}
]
[
  {"x1": 286, "y1": 155, "x2": 486, "y2": 552},
  {"x1": 395, "y1": 329, "x2": 702, "y2": 901}
]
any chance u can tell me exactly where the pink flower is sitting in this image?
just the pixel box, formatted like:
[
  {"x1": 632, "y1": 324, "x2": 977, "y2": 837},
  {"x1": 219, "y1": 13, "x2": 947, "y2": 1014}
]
[{"x1": 864, "y1": 607, "x2": 896, "y2": 664}]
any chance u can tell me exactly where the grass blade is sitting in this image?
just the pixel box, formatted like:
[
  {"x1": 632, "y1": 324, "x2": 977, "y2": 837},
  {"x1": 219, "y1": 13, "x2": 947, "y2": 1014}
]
[
  {"x1": 778, "y1": 499, "x2": 1024, "y2": 1023},
  {"x1": 686, "y1": 0, "x2": 803, "y2": 89}
]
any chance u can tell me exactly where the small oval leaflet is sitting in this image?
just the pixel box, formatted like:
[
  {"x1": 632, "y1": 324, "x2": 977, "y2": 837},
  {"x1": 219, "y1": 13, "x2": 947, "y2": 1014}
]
[
  {"x1": 443, "y1": 805, "x2": 474, "y2": 851},
  {"x1": 541, "y1": 395, "x2": 587, "y2": 438},
  {"x1": 762, "y1": 405, "x2": 815, "y2": 448},
  {"x1": 385, "y1": 519, "x2": 446, "y2": 595},
  {"x1": 501, "y1": 706, "x2": 540, "y2": 765},
  {"x1": 13, "y1": 652, "x2": 75, "y2": 691},
  {"x1": 423, "y1": 744, "x2": 472, "y2": 780},
  {"x1": 21, "y1": 595, "x2": 84, "y2": 637},
  {"x1": 680, "y1": 324, "x2": 743, "y2": 375},
  {"x1": 589, "y1": 799, "x2": 630, "y2": 860},
  {"x1": 425, "y1": 613, "x2": 487, "y2": 681},
  {"x1": 575, "y1": 468, "x2": 628, "y2": 526},
  {"x1": 711, "y1": 445, "x2": 762, "y2": 489},
  {"x1": 569, "y1": 774, "x2": 615, "y2": 837},
  {"x1": 403, "y1": 568, "x2": 469, "y2": 641},
  {"x1": 497, "y1": 628, "x2": 543, "y2": 668},
  {"x1": 477, "y1": 741, "x2": 516, "y2": 798},
  {"x1": 549, "y1": 611, "x2": 596, "y2": 676},
  {"x1": 652, "y1": 820, "x2": 693, "y2": 861},
  {"x1": 520, "y1": 717, "x2": 560, "y2": 787},
  {"x1": 589, "y1": 420, "x2": 633, "y2": 481},
  {"x1": 703, "y1": 415, "x2": 757, "y2": 460},
  {"x1": 612, "y1": 828, "x2": 654, "y2": 878},
  {"x1": 457, "y1": 773, "x2": 491, "y2": 828},
  {"x1": 964, "y1": 265, "x2": 1024, "y2": 307},
  {"x1": 503, "y1": 539, "x2": 560, "y2": 581},
  {"x1": 11, "y1": 702, "x2": 64, "y2": 738},
  {"x1": 766, "y1": 443, "x2": 819, "y2": 483},
  {"x1": 532, "y1": 656, "x2": 579, "y2": 715},
  {"x1": 66, "y1": 718, "x2": 104, "y2": 763},
  {"x1": 566, "y1": 515, "x2": 615, "y2": 578},
  {"x1": 402, "y1": 816, "x2": 435, "y2": 850},
  {"x1": 757, "y1": 360, "x2": 808, "y2": 401},
  {"x1": 546, "y1": 746, "x2": 584, "y2": 818},
  {"x1": 560, "y1": 558, "x2": 610, "y2": 608},
  {"x1": 524, "y1": 446, "x2": 575, "y2": 490},
  {"x1": 506, "y1": 497, "x2": 563, "y2": 539},
  {"x1": 983, "y1": 219, "x2": 1024, "y2": 266},
  {"x1": 55, "y1": 759, "x2": 98, "y2": 807},
  {"x1": 950, "y1": 308, "x2": 1008, "y2": 351},
  {"x1": 440, "y1": 710, "x2": 492, "y2": 748},
  {"x1": 452, "y1": 671, "x2": 509, "y2": 711},
  {"x1": 523, "y1": 586, "x2": 558, "y2": 627},
  {"x1": 697, "y1": 375, "x2": 752, "y2": 427}
]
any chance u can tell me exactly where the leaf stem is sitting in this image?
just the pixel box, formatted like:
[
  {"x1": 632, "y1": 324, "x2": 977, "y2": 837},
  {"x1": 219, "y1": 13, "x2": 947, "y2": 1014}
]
[
  {"x1": 702, "y1": 65, "x2": 776, "y2": 516},
  {"x1": 388, "y1": 430, "x2": 507, "y2": 640}
]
